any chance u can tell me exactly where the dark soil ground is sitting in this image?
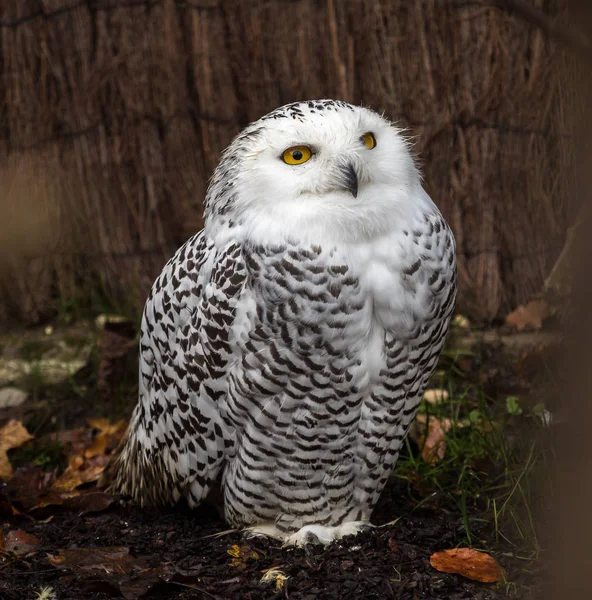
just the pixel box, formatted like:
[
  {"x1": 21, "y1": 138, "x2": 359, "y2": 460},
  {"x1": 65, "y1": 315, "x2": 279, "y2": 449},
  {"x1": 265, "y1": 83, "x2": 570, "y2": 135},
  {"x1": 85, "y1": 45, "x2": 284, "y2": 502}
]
[
  {"x1": 0, "y1": 324, "x2": 552, "y2": 600},
  {"x1": 0, "y1": 473, "x2": 543, "y2": 600}
]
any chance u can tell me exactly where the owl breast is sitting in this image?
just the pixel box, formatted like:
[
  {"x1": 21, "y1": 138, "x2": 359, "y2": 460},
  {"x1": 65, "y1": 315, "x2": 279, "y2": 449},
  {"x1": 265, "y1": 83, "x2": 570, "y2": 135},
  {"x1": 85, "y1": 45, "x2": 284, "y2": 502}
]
[{"x1": 220, "y1": 209, "x2": 456, "y2": 533}]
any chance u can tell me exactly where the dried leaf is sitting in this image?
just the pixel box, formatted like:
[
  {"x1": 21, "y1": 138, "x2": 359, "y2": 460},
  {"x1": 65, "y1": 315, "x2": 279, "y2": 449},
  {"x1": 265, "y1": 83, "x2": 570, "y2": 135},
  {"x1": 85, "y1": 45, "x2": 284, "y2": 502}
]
[
  {"x1": 430, "y1": 548, "x2": 504, "y2": 583},
  {"x1": 505, "y1": 300, "x2": 551, "y2": 331},
  {"x1": 84, "y1": 435, "x2": 108, "y2": 459},
  {"x1": 52, "y1": 455, "x2": 85, "y2": 491},
  {"x1": 31, "y1": 491, "x2": 80, "y2": 511},
  {"x1": 4, "y1": 529, "x2": 40, "y2": 555},
  {"x1": 3, "y1": 467, "x2": 57, "y2": 509},
  {"x1": 0, "y1": 420, "x2": 34, "y2": 480},
  {"x1": 0, "y1": 452, "x2": 12, "y2": 483},
  {"x1": 62, "y1": 490, "x2": 116, "y2": 515},
  {"x1": 227, "y1": 544, "x2": 259, "y2": 569},
  {"x1": 51, "y1": 454, "x2": 108, "y2": 492},
  {"x1": 47, "y1": 546, "x2": 147, "y2": 574},
  {"x1": 410, "y1": 415, "x2": 458, "y2": 464},
  {"x1": 420, "y1": 417, "x2": 448, "y2": 463},
  {"x1": 46, "y1": 419, "x2": 125, "y2": 495},
  {"x1": 86, "y1": 418, "x2": 112, "y2": 432},
  {"x1": 423, "y1": 389, "x2": 449, "y2": 404},
  {"x1": 38, "y1": 427, "x2": 91, "y2": 456},
  {"x1": 85, "y1": 418, "x2": 127, "y2": 459}
]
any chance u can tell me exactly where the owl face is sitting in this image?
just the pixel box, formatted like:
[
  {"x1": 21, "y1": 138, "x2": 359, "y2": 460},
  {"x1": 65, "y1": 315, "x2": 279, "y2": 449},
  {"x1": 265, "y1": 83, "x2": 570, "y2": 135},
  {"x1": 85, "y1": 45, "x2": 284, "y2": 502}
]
[{"x1": 206, "y1": 100, "x2": 425, "y2": 243}]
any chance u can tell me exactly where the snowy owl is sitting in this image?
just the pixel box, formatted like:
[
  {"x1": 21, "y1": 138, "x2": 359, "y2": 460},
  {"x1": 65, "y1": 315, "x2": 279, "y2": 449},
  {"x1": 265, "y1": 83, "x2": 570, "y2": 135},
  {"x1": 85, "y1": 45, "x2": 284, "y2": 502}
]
[{"x1": 103, "y1": 100, "x2": 457, "y2": 546}]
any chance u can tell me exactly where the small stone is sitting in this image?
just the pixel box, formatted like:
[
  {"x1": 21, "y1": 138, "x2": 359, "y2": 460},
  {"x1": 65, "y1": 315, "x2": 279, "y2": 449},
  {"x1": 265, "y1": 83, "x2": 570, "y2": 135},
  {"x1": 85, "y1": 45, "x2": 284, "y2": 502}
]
[{"x1": 0, "y1": 387, "x2": 28, "y2": 409}]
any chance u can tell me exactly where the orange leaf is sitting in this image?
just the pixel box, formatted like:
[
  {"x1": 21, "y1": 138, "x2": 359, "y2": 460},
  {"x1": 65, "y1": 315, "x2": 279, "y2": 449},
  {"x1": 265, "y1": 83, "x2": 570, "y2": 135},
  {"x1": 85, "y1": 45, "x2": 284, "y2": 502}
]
[
  {"x1": 506, "y1": 300, "x2": 551, "y2": 331},
  {"x1": 85, "y1": 419, "x2": 127, "y2": 458},
  {"x1": 51, "y1": 454, "x2": 109, "y2": 492},
  {"x1": 87, "y1": 418, "x2": 127, "y2": 437},
  {"x1": 430, "y1": 548, "x2": 504, "y2": 583},
  {"x1": 84, "y1": 434, "x2": 109, "y2": 459},
  {"x1": 227, "y1": 544, "x2": 259, "y2": 569},
  {"x1": 410, "y1": 414, "x2": 457, "y2": 464},
  {"x1": 51, "y1": 457, "x2": 85, "y2": 492},
  {"x1": 0, "y1": 420, "x2": 34, "y2": 480}
]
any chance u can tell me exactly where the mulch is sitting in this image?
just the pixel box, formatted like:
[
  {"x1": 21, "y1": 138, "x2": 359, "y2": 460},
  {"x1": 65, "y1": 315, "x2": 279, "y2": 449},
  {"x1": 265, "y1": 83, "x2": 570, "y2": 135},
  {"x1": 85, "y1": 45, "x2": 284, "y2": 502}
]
[{"x1": 0, "y1": 474, "x2": 539, "y2": 600}]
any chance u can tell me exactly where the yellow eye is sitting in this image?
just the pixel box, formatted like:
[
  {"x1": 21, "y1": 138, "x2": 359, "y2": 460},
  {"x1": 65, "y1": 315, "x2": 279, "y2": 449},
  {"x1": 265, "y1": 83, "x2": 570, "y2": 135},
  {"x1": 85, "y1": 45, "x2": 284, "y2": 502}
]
[
  {"x1": 362, "y1": 132, "x2": 377, "y2": 150},
  {"x1": 282, "y1": 145, "x2": 312, "y2": 165}
]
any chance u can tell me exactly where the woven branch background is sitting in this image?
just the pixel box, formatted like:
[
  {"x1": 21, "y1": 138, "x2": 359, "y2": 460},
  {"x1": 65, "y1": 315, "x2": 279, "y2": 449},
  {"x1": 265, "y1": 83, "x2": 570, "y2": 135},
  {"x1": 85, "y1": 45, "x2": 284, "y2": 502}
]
[{"x1": 0, "y1": 0, "x2": 579, "y2": 324}]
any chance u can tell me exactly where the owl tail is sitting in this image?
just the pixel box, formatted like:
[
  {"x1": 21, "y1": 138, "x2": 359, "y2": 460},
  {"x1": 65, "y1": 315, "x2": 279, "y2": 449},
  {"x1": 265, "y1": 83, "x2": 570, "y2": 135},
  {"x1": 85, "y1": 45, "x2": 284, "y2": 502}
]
[{"x1": 97, "y1": 425, "x2": 130, "y2": 492}]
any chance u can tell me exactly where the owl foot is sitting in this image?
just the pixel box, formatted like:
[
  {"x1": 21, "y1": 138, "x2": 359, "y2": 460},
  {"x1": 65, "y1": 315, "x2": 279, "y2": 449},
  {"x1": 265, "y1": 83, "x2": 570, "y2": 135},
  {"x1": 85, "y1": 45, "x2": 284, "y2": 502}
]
[
  {"x1": 283, "y1": 520, "x2": 373, "y2": 547},
  {"x1": 243, "y1": 520, "x2": 373, "y2": 546},
  {"x1": 243, "y1": 522, "x2": 284, "y2": 541}
]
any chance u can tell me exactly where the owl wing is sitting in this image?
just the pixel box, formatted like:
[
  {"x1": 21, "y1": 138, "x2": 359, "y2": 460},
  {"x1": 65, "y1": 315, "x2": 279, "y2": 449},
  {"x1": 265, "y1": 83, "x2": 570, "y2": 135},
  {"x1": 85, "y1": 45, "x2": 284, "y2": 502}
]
[{"x1": 109, "y1": 231, "x2": 248, "y2": 507}]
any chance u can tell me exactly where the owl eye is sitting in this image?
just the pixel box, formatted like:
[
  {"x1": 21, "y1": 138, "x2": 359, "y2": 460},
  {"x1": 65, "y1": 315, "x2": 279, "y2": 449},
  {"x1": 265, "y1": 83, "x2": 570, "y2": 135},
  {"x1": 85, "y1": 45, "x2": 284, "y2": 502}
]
[
  {"x1": 361, "y1": 132, "x2": 377, "y2": 150},
  {"x1": 282, "y1": 145, "x2": 312, "y2": 165}
]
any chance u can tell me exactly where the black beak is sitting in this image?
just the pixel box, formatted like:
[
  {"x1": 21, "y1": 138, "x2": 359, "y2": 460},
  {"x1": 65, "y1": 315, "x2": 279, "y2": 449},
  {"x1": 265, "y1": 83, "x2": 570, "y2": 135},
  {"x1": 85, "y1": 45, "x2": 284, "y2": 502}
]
[{"x1": 337, "y1": 162, "x2": 359, "y2": 198}]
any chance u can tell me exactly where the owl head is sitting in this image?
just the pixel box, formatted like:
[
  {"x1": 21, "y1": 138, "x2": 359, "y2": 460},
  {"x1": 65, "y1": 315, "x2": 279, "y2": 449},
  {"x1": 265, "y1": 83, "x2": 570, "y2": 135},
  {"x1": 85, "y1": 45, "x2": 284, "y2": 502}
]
[{"x1": 205, "y1": 100, "x2": 428, "y2": 244}]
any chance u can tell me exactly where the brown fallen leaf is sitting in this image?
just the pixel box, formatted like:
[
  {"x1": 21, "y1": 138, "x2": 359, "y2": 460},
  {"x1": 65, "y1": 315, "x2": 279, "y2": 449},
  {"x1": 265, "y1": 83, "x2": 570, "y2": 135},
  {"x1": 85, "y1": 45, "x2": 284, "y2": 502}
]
[
  {"x1": 51, "y1": 453, "x2": 109, "y2": 492},
  {"x1": 3, "y1": 529, "x2": 40, "y2": 555},
  {"x1": 430, "y1": 548, "x2": 504, "y2": 583},
  {"x1": 2, "y1": 467, "x2": 57, "y2": 509},
  {"x1": 85, "y1": 418, "x2": 127, "y2": 459},
  {"x1": 0, "y1": 420, "x2": 34, "y2": 480},
  {"x1": 31, "y1": 491, "x2": 80, "y2": 511},
  {"x1": 4, "y1": 466, "x2": 113, "y2": 516},
  {"x1": 410, "y1": 414, "x2": 458, "y2": 464},
  {"x1": 38, "y1": 427, "x2": 92, "y2": 456},
  {"x1": 47, "y1": 546, "x2": 147, "y2": 574},
  {"x1": 47, "y1": 419, "x2": 123, "y2": 495},
  {"x1": 51, "y1": 455, "x2": 86, "y2": 491},
  {"x1": 505, "y1": 299, "x2": 551, "y2": 331},
  {"x1": 29, "y1": 486, "x2": 114, "y2": 514},
  {"x1": 61, "y1": 490, "x2": 116, "y2": 515}
]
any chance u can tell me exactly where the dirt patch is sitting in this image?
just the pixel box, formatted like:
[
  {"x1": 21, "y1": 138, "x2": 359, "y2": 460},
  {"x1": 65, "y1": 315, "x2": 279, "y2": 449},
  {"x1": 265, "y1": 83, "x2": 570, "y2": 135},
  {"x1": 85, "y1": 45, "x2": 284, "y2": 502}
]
[
  {"x1": 0, "y1": 324, "x2": 553, "y2": 598},
  {"x1": 0, "y1": 476, "x2": 542, "y2": 600}
]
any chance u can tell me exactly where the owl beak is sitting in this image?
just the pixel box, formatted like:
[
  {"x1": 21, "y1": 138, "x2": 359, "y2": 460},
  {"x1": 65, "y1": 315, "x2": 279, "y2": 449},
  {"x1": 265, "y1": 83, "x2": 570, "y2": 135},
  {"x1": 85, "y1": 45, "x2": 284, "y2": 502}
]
[{"x1": 337, "y1": 162, "x2": 359, "y2": 198}]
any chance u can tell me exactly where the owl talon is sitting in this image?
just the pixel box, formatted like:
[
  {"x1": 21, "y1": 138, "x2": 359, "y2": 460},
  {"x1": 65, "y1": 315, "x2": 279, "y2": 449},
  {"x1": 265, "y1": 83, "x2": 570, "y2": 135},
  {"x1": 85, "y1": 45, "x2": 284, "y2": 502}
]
[{"x1": 283, "y1": 521, "x2": 372, "y2": 547}]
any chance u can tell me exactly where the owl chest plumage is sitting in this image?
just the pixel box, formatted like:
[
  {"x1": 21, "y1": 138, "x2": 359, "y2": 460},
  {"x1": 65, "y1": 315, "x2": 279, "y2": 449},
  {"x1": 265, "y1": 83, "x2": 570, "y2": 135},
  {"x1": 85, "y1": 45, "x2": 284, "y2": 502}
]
[{"x1": 219, "y1": 210, "x2": 456, "y2": 529}]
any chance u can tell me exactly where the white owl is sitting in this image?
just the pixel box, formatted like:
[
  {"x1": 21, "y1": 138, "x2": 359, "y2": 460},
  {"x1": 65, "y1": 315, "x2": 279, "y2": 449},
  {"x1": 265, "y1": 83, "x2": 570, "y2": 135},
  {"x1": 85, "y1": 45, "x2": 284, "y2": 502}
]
[{"x1": 103, "y1": 100, "x2": 457, "y2": 546}]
